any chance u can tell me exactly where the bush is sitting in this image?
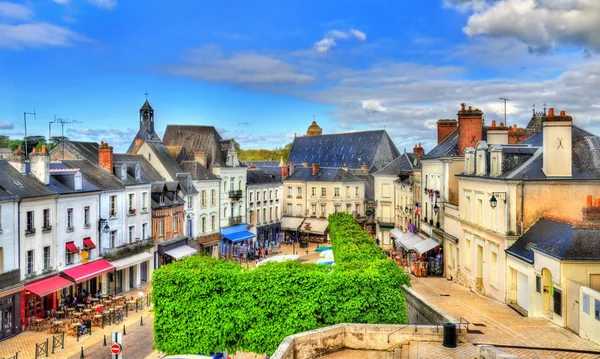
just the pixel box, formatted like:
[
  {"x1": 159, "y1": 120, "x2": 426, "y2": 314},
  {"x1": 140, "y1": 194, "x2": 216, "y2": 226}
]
[{"x1": 152, "y1": 213, "x2": 410, "y2": 355}]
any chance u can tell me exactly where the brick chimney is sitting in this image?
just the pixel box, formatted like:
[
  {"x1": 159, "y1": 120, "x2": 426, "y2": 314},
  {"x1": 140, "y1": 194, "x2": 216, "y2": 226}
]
[
  {"x1": 542, "y1": 108, "x2": 572, "y2": 177},
  {"x1": 341, "y1": 163, "x2": 348, "y2": 172},
  {"x1": 30, "y1": 145, "x2": 50, "y2": 185},
  {"x1": 250, "y1": 162, "x2": 257, "y2": 169},
  {"x1": 193, "y1": 151, "x2": 208, "y2": 167},
  {"x1": 302, "y1": 162, "x2": 309, "y2": 168},
  {"x1": 311, "y1": 163, "x2": 319, "y2": 175},
  {"x1": 360, "y1": 163, "x2": 368, "y2": 174},
  {"x1": 98, "y1": 141, "x2": 114, "y2": 173},
  {"x1": 582, "y1": 195, "x2": 600, "y2": 223},
  {"x1": 279, "y1": 157, "x2": 288, "y2": 178},
  {"x1": 412, "y1": 143, "x2": 425, "y2": 159},
  {"x1": 8, "y1": 145, "x2": 26, "y2": 174},
  {"x1": 288, "y1": 161, "x2": 294, "y2": 176},
  {"x1": 486, "y1": 120, "x2": 509, "y2": 145},
  {"x1": 508, "y1": 123, "x2": 528, "y2": 144},
  {"x1": 437, "y1": 119, "x2": 458, "y2": 144},
  {"x1": 458, "y1": 103, "x2": 483, "y2": 155}
]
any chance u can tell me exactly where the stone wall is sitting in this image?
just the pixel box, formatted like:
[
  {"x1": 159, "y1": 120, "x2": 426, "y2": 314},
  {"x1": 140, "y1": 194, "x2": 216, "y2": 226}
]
[{"x1": 402, "y1": 285, "x2": 456, "y2": 324}]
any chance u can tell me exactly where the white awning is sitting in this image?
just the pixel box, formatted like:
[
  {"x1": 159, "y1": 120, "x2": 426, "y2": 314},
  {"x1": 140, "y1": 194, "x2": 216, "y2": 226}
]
[
  {"x1": 164, "y1": 245, "x2": 197, "y2": 260},
  {"x1": 414, "y1": 238, "x2": 440, "y2": 255},
  {"x1": 302, "y1": 218, "x2": 328, "y2": 235},
  {"x1": 108, "y1": 252, "x2": 153, "y2": 271},
  {"x1": 390, "y1": 228, "x2": 404, "y2": 239},
  {"x1": 395, "y1": 233, "x2": 422, "y2": 251},
  {"x1": 281, "y1": 217, "x2": 305, "y2": 231}
]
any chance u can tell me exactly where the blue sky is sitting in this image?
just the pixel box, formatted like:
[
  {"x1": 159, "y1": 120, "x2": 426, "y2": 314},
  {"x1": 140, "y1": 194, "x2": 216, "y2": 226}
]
[{"x1": 1, "y1": 0, "x2": 600, "y2": 153}]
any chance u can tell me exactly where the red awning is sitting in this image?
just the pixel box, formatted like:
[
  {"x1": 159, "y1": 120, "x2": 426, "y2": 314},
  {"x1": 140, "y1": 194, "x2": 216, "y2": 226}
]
[
  {"x1": 25, "y1": 276, "x2": 73, "y2": 297},
  {"x1": 66, "y1": 242, "x2": 79, "y2": 254},
  {"x1": 83, "y1": 238, "x2": 96, "y2": 249},
  {"x1": 62, "y1": 259, "x2": 115, "y2": 284}
]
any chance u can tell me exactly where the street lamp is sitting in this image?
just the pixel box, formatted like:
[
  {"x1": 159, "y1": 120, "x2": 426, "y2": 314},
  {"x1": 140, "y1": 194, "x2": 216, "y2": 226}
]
[
  {"x1": 489, "y1": 192, "x2": 506, "y2": 209},
  {"x1": 99, "y1": 218, "x2": 110, "y2": 233},
  {"x1": 433, "y1": 203, "x2": 439, "y2": 215}
]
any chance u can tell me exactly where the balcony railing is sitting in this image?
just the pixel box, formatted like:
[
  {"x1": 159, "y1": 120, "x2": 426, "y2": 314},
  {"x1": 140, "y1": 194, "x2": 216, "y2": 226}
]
[
  {"x1": 229, "y1": 216, "x2": 242, "y2": 226},
  {"x1": 377, "y1": 217, "x2": 395, "y2": 227},
  {"x1": 229, "y1": 190, "x2": 243, "y2": 199},
  {"x1": 102, "y1": 237, "x2": 154, "y2": 261},
  {"x1": 0, "y1": 269, "x2": 20, "y2": 290}
]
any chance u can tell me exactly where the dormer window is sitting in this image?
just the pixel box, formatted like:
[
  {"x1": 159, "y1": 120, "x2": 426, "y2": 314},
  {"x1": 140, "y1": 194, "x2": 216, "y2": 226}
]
[
  {"x1": 475, "y1": 141, "x2": 489, "y2": 176},
  {"x1": 187, "y1": 177, "x2": 192, "y2": 192},
  {"x1": 121, "y1": 163, "x2": 127, "y2": 181},
  {"x1": 464, "y1": 148, "x2": 475, "y2": 174},
  {"x1": 74, "y1": 172, "x2": 83, "y2": 191},
  {"x1": 135, "y1": 163, "x2": 141, "y2": 180}
]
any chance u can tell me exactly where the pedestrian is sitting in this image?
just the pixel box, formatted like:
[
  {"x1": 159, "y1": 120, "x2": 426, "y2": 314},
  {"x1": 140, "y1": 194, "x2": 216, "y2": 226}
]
[{"x1": 376, "y1": 237, "x2": 380, "y2": 246}]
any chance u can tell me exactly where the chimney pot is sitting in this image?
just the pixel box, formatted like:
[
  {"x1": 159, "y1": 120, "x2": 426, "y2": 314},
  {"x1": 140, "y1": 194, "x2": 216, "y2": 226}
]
[
  {"x1": 98, "y1": 141, "x2": 114, "y2": 173},
  {"x1": 311, "y1": 163, "x2": 319, "y2": 175},
  {"x1": 491, "y1": 120, "x2": 496, "y2": 127},
  {"x1": 548, "y1": 108, "x2": 554, "y2": 117},
  {"x1": 560, "y1": 110, "x2": 566, "y2": 116},
  {"x1": 587, "y1": 195, "x2": 593, "y2": 207},
  {"x1": 595, "y1": 198, "x2": 600, "y2": 207},
  {"x1": 468, "y1": 105, "x2": 472, "y2": 111},
  {"x1": 461, "y1": 103, "x2": 466, "y2": 111},
  {"x1": 41, "y1": 144, "x2": 47, "y2": 153}
]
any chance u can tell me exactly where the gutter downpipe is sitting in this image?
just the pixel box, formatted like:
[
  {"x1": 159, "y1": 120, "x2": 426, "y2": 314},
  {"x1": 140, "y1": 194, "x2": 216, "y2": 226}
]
[{"x1": 520, "y1": 181, "x2": 525, "y2": 236}]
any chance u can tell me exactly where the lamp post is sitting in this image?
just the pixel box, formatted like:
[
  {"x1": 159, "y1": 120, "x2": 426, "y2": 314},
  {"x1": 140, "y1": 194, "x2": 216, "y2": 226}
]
[
  {"x1": 98, "y1": 218, "x2": 111, "y2": 256},
  {"x1": 489, "y1": 192, "x2": 506, "y2": 209}
]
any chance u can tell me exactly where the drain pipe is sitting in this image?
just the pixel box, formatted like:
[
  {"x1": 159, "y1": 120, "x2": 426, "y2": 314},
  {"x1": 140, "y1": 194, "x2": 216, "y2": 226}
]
[{"x1": 520, "y1": 181, "x2": 525, "y2": 235}]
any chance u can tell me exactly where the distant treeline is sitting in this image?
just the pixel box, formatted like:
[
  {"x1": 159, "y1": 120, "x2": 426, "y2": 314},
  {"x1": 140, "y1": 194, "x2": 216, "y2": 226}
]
[{"x1": 238, "y1": 142, "x2": 292, "y2": 162}]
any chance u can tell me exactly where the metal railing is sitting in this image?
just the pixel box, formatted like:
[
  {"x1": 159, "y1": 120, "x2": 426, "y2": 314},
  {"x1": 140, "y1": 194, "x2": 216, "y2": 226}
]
[
  {"x1": 229, "y1": 216, "x2": 242, "y2": 226},
  {"x1": 377, "y1": 217, "x2": 395, "y2": 226},
  {"x1": 102, "y1": 237, "x2": 154, "y2": 260},
  {"x1": 0, "y1": 269, "x2": 20, "y2": 289},
  {"x1": 228, "y1": 190, "x2": 243, "y2": 199}
]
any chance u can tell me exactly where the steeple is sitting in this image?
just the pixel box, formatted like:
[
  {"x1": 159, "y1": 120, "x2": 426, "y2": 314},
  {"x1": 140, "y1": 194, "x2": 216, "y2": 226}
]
[{"x1": 140, "y1": 100, "x2": 155, "y2": 135}]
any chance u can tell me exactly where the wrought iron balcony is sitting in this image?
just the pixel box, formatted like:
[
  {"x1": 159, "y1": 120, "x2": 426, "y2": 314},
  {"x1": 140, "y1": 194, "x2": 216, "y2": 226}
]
[
  {"x1": 377, "y1": 217, "x2": 395, "y2": 227},
  {"x1": 0, "y1": 269, "x2": 20, "y2": 290},
  {"x1": 229, "y1": 216, "x2": 242, "y2": 226},
  {"x1": 229, "y1": 190, "x2": 243, "y2": 199},
  {"x1": 102, "y1": 237, "x2": 154, "y2": 260}
]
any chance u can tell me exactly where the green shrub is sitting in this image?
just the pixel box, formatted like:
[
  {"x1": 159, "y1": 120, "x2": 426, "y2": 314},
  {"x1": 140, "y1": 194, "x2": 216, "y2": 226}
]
[{"x1": 152, "y1": 213, "x2": 410, "y2": 355}]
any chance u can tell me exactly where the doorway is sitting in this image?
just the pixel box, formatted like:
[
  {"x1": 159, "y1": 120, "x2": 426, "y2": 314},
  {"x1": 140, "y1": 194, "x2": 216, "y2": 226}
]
[
  {"x1": 541, "y1": 268, "x2": 552, "y2": 316},
  {"x1": 566, "y1": 280, "x2": 580, "y2": 333},
  {"x1": 476, "y1": 244, "x2": 483, "y2": 291},
  {"x1": 129, "y1": 266, "x2": 134, "y2": 290}
]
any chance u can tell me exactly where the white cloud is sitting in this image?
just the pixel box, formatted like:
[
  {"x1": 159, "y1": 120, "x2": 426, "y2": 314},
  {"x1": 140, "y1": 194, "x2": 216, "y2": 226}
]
[
  {"x1": 0, "y1": 2, "x2": 32, "y2": 21},
  {"x1": 350, "y1": 29, "x2": 366, "y2": 41},
  {"x1": 448, "y1": 0, "x2": 600, "y2": 52},
  {"x1": 0, "y1": 22, "x2": 85, "y2": 49},
  {"x1": 52, "y1": 0, "x2": 70, "y2": 4},
  {"x1": 315, "y1": 37, "x2": 336, "y2": 53},
  {"x1": 0, "y1": 121, "x2": 14, "y2": 129},
  {"x1": 86, "y1": 0, "x2": 116, "y2": 10},
  {"x1": 314, "y1": 28, "x2": 367, "y2": 53},
  {"x1": 168, "y1": 45, "x2": 315, "y2": 86},
  {"x1": 362, "y1": 100, "x2": 387, "y2": 113}
]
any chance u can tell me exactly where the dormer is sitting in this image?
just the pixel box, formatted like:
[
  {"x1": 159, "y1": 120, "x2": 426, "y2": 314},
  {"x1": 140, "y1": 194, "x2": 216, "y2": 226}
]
[
  {"x1": 489, "y1": 145, "x2": 503, "y2": 177},
  {"x1": 464, "y1": 147, "x2": 475, "y2": 174},
  {"x1": 120, "y1": 163, "x2": 127, "y2": 181},
  {"x1": 475, "y1": 140, "x2": 489, "y2": 176},
  {"x1": 135, "y1": 163, "x2": 141, "y2": 180},
  {"x1": 226, "y1": 141, "x2": 238, "y2": 167},
  {"x1": 74, "y1": 171, "x2": 83, "y2": 191},
  {"x1": 187, "y1": 176, "x2": 192, "y2": 192}
]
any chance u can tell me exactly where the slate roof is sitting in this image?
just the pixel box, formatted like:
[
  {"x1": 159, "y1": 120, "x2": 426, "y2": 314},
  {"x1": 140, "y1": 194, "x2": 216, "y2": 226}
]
[
  {"x1": 507, "y1": 126, "x2": 600, "y2": 180},
  {"x1": 422, "y1": 130, "x2": 459, "y2": 160},
  {"x1": 59, "y1": 160, "x2": 125, "y2": 190},
  {"x1": 286, "y1": 130, "x2": 400, "y2": 172},
  {"x1": 506, "y1": 218, "x2": 600, "y2": 262},
  {"x1": 151, "y1": 181, "x2": 184, "y2": 209},
  {"x1": 0, "y1": 160, "x2": 54, "y2": 198},
  {"x1": 144, "y1": 141, "x2": 186, "y2": 180},
  {"x1": 175, "y1": 173, "x2": 198, "y2": 195},
  {"x1": 247, "y1": 169, "x2": 280, "y2": 185},
  {"x1": 354, "y1": 173, "x2": 375, "y2": 200},
  {"x1": 250, "y1": 162, "x2": 283, "y2": 182},
  {"x1": 284, "y1": 167, "x2": 365, "y2": 183},
  {"x1": 373, "y1": 152, "x2": 416, "y2": 176},
  {"x1": 113, "y1": 154, "x2": 165, "y2": 185},
  {"x1": 50, "y1": 141, "x2": 99, "y2": 163},
  {"x1": 162, "y1": 125, "x2": 225, "y2": 167},
  {"x1": 180, "y1": 161, "x2": 219, "y2": 181}
]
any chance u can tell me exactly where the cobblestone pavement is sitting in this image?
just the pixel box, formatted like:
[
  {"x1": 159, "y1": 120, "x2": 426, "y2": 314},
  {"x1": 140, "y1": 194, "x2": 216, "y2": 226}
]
[
  {"x1": 0, "y1": 285, "x2": 153, "y2": 359},
  {"x1": 411, "y1": 276, "x2": 600, "y2": 359}
]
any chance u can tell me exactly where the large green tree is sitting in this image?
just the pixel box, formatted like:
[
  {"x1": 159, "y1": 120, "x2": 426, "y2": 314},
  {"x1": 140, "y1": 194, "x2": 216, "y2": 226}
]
[{"x1": 152, "y1": 213, "x2": 410, "y2": 356}]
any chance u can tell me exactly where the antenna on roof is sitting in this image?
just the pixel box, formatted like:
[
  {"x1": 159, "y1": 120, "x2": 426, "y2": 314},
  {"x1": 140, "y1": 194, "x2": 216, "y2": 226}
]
[
  {"x1": 499, "y1": 97, "x2": 510, "y2": 127},
  {"x1": 543, "y1": 102, "x2": 547, "y2": 116},
  {"x1": 532, "y1": 103, "x2": 535, "y2": 115},
  {"x1": 51, "y1": 117, "x2": 82, "y2": 160},
  {"x1": 23, "y1": 108, "x2": 36, "y2": 158}
]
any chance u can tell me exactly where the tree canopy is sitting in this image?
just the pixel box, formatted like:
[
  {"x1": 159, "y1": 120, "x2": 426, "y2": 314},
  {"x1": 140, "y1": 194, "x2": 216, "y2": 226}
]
[
  {"x1": 238, "y1": 142, "x2": 292, "y2": 162},
  {"x1": 152, "y1": 213, "x2": 410, "y2": 356}
]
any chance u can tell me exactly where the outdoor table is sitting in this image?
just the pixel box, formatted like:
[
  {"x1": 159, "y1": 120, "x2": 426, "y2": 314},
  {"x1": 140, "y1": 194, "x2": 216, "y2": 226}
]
[
  {"x1": 69, "y1": 323, "x2": 80, "y2": 336},
  {"x1": 83, "y1": 309, "x2": 92, "y2": 314},
  {"x1": 113, "y1": 295, "x2": 123, "y2": 300},
  {"x1": 93, "y1": 314, "x2": 103, "y2": 325},
  {"x1": 114, "y1": 305, "x2": 123, "y2": 310},
  {"x1": 66, "y1": 308, "x2": 75, "y2": 312},
  {"x1": 126, "y1": 300, "x2": 136, "y2": 310},
  {"x1": 72, "y1": 312, "x2": 82, "y2": 318},
  {"x1": 52, "y1": 320, "x2": 64, "y2": 333},
  {"x1": 77, "y1": 304, "x2": 85, "y2": 309},
  {"x1": 103, "y1": 300, "x2": 112, "y2": 305},
  {"x1": 55, "y1": 311, "x2": 65, "y2": 319}
]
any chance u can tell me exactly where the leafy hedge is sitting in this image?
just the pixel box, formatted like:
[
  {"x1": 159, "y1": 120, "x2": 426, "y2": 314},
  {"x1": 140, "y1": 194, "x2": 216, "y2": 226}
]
[{"x1": 152, "y1": 213, "x2": 410, "y2": 356}]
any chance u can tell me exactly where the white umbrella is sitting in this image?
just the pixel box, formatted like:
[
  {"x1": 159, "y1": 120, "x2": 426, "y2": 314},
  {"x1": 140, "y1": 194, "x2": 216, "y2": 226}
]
[{"x1": 320, "y1": 249, "x2": 334, "y2": 259}]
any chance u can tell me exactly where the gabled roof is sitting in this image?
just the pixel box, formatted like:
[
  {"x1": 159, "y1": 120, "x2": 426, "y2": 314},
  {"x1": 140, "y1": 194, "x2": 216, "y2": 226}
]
[
  {"x1": 140, "y1": 99, "x2": 153, "y2": 111},
  {"x1": 175, "y1": 173, "x2": 199, "y2": 195},
  {"x1": 144, "y1": 141, "x2": 186, "y2": 180},
  {"x1": 0, "y1": 160, "x2": 54, "y2": 198},
  {"x1": 373, "y1": 152, "x2": 416, "y2": 176},
  {"x1": 59, "y1": 160, "x2": 125, "y2": 190},
  {"x1": 286, "y1": 130, "x2": 400, "y2": 172},
  {"x1": 506, "y1": 217, "x2": 600, "y2": 262},
  {"x1": 422, "y1": 130, "x2": 459, "y2": 160},
  {"x1": 50, "y1": 141, "x2": 99, "y2": 163},
  {"x1": 113, "y1": 154, "x2": 164, "y2": 185},
  {"x1": 162, "y1": 125, "x2": 224, "y2": 167},
  {"x1": 247, "y1": 169, "x2": 280, "y2": 185},
  {"x1": 180, "y1": 161, "x2": 219, "y2": 181},
  {"x1": 48, "y1": 166, "x2": 98, "y2": 193},
  {"x1": 250, "y1": 162, "x2": 283, "y2": 182},
  {"x1": 284, "y1": 167, "x2": 365, "y2": 183}
]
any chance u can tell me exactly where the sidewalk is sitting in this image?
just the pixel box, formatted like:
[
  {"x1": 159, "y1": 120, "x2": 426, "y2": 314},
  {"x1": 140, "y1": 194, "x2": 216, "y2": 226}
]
[
  {"x1": 411, "y1": 276, "x2": 600, "y2": 358},
  {"x1": 0, "y1": 284, "x2": 153, "y2": 359}
]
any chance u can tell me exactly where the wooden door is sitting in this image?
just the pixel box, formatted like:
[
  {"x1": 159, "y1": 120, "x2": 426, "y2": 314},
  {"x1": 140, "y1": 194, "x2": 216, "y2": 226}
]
[{"x1": 566, "y1": 280, "x2": 580, "y2": 333}]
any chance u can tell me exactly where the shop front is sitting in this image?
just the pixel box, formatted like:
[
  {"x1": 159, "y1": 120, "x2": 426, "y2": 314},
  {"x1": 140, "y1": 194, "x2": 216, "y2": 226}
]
[
  {"x1": 157, "y1": 236, "x2": 196, "y2": 267},
  {"x1": 22, "y1": 275, "x2": 72, "y2": 326},
  {"x1": 197, "y1": 232, "x2": 221, "y2": 258},
  {"x1": 392, "y1": 229, "x2": 421, "y2": 269},
  {"x1": 61, "y1": 258, "x2": 115, "y2": 296},
  {"x1": 300, "y1": 218, "x2": 328, "y2": 243},
  {"x1": 280, "y1": 217, "x2": 304, "y2": 244},
  {"x1": 107, "y1": 251, "x2": 153, "y2": 293},
  {"x1": 0, "y1": 269, "x2": 22, "y2": 340},
  {"x1": 220, "y1": 224, "x2": 256, "y2": 257},
  {"x1": 255, "y1": 223, "x2": 281, "y2": 249}
]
